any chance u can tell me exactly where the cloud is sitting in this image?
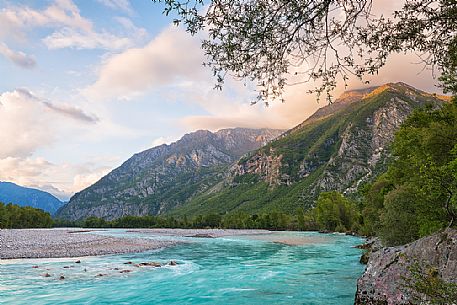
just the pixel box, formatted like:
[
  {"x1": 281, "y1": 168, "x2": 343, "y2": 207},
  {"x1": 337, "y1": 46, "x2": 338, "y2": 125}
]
[
  {"x1": 42, "y1": 28, "x2": 133, "y2": 50},
  {"x1": 84, "y1": 26, "x2": 205, "y2": 101},
  {"x1": 0, "y1": 0, "x2": 144, "y2": 51},
  {"x1": 0, "y1": 156, "x2": 111, "y2": 201},
  {"x1": 97, "y1": 0, "x2": 133, "y2": 15},
  {"x1": 42, "y1": 101, "x2": 99, "y2": 123},
  {"x1": 0, "y1": 89, "x2": 98, "y2": 158},
  {"x1": 179, "y1": 80, "x2": 322, "y2": 131},
  {"x1": 0, "y1": 43, "x2": 36, "y2": 68},
  {"x1": 0, "y1": 0, "x2": 91, "y2": 40},
  {"x1": 84, "y1": 21, "x2": 442, "y2": 132}
]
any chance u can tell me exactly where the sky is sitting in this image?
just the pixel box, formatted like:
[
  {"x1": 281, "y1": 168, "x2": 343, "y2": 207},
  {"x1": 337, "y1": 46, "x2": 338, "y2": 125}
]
[{"x1": 0, "y1": 0, "x2": 444, "y2": 201}]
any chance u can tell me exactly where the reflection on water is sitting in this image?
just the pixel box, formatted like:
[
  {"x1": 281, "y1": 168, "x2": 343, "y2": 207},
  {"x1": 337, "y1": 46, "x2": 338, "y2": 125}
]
[{"x1": 0, "y1": 230, "x2": 364, "y2": 305}]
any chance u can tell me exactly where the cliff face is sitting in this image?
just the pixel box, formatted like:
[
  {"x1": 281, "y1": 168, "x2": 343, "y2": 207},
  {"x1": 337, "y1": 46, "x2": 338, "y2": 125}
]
[
  {"x1": 232, "y1": 84, "x2": 439, "y2": 196},
  {"x1": 238, "y1": 84, "x2": 442, "y2": 197},
  {"x1": 355, "y1": 229, "x2": 457, "y2": 305},
  {"x1": 172, "y1": 83, "x2": 445, "y2": 216},
  {"x1": 56, "y1": 128, "x2": 283, "y2": 220}
]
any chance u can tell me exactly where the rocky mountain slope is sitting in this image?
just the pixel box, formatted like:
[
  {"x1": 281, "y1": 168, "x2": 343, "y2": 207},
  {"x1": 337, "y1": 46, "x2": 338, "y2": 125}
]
[
  {"x1": 56, "y1": 128, "x2": 283, "y2": 220},
  {"x1": 172, "y1": 83, "x2": 447, "y2": 216},
  {"x1": 0, "y1": 182, "x2": 64, "y2": 214}
]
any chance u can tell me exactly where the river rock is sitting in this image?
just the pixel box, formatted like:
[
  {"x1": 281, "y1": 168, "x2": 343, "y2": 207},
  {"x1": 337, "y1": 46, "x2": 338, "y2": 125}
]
[
  {"x1": 355, "y1": 228, "x2": 457, "y2": 305},
  {"x1": 139, "y1": 262, "x2": 161, "y2": 267},
  {"x1": 120, "y1": 270, "x2": 132, "y2": 273}
]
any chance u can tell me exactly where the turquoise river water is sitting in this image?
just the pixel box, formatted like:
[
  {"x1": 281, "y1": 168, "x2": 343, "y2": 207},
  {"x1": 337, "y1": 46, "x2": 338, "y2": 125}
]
[{"x1": 0, "y1": 230, "x2": 365, "y2": 305}]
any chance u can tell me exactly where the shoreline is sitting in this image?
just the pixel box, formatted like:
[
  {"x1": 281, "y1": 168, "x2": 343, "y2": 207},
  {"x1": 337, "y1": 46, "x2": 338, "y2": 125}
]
[
  {"x1": 0, "y1": 228, "x2": 272, "y2": 260},
  {"x1": 0, "y1": 228, "x2": 179, "y2": 260}
]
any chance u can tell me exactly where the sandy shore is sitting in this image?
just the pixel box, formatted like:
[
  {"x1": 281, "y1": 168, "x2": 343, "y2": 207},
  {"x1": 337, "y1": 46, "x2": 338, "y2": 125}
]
[
  {"x1": 0, "y1": 228, "x2": 272, "y2": 260},
  {"x1": 0, "y1": 228, "x2": 178, "y2": 259}
]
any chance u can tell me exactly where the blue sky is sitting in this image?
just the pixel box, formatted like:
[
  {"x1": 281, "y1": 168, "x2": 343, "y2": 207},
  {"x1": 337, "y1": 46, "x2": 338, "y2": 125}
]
[{"x1": 0, "y1": 0, "x2": 443, "y2": 200}]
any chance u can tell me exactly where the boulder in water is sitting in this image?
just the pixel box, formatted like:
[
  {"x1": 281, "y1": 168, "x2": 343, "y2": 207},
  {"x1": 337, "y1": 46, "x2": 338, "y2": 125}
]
[{"x1": 139, "y1": 262, "x2": 161, "y2": 267}]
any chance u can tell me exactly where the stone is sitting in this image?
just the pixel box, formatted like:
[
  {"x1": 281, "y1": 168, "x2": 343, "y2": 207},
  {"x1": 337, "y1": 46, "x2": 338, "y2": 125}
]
[
  {"x1": 120, "y1": 270, "x2": 131, "y2": 273},
  {"x1": 355, "y1": 228, "x2": 457, "y2": 305},
  {"x1": 138, "y1": 262, "x2": 161, "y2": 267}
]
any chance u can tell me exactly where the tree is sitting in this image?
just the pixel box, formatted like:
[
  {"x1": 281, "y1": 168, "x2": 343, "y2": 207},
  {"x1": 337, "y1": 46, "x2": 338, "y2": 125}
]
[
  {"x1": 389, "y1": 101, "x2": 457, "y2": 231},
  {"x1": 378, "y1": 185, "x2": 421, "y2": 246},
  {"x1": 314, "y1": 191, "x2": 359, "y2": 232},
  {"x1": 153, "y1": 0, "x2": 457, "y2": 102},
  {"x1": 360, "y1": 174, "x2": 394, "y2": 236},
  {"x1": 364, "y1": 99, "x2": 457, "y2": 245},
  {"x1": 0, "y1": 202, "x2": 52, "y2": 229}
]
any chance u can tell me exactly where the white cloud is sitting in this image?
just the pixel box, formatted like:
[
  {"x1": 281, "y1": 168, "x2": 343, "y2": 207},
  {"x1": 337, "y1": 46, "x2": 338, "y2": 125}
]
[
  {"x1": 84, "y1": 26, "x2": 205, "y2": 101},
  {"x1": 0, "y1": 0, "x2": 145, "y2": 52},
  {"x1": 97, "y1": 0, "x2": 133, "y2": 15},
  {"x1": 43, "y1": 27, "x2": 133, "y2": 50},
  {"x1": 0, "y1": 156, "x2": 111, "y2": 200},
  {"x1": 84, "y1": 22, "x2": 443, "y2": 132},
  {"x1": 0, "y1": 89, "x2": 98, "y2": 158},
  {"x1": 0, "y1": 43, "x2": 36, "y2": 68}
]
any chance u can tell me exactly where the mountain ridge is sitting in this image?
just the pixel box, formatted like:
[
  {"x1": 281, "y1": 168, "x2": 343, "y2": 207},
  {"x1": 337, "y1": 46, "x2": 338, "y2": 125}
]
[
  {"x1": 170, "y1": 82, "x2": 446, "y2": 216},
  {"x1": 57, "y1": 82, "x2": 447, "y2": 220},
  {"x1": 56, "y1": 128, "x2": 284, "y2": 220},
  {"x1": 0, "y1": 181, "x2": 64, "y2": 215}
]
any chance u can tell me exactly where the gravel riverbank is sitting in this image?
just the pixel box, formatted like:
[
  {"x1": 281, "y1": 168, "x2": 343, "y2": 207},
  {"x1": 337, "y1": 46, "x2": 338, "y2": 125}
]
[
  {"x1": 0, "y1": 228, "x2": 272, "y2": 259},
  {"x1": 0, "y1": 228, "x2": 178, "y2": 259}
]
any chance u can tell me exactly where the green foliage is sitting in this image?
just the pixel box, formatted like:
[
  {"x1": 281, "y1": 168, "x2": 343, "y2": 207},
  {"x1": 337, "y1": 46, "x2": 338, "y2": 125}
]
[
  {"x1": 314, "y1": 191, "x2": 359, "y2": 232},
  {"x1": 0, "y1": 202, "x2": 52, "y2": 229},
  {"x1": 359, "y1": 174, "x2": 394, "y2": 236},
  {"x1": 361, "y1": 100, "x2": 457, "y2": 246},
  {"x1": 155, "y1": 1, "x2": 456, "y2": 104},
  {"x1": 83, "y1": 216, "x2": 109, "y2": 228},
  {"x1": 404, "y1": 262, "x2": 457, "y2": 305},
  {"x1": 378, "y1": 185, "x2": 421, "y2": 246},
  {"x1": 79, "y1": 209, "x2": 302, "y2": 231}
]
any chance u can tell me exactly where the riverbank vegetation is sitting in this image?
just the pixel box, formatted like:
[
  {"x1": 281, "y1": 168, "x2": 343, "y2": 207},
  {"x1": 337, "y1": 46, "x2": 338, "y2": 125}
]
[{"x1": 0, "y1": 202, "x2": 52, "y2": 229}]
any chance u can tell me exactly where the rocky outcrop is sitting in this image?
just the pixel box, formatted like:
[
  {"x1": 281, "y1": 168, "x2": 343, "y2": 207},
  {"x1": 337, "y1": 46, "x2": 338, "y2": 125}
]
[
  {"x1": 355, "y1": 229, "x2": 457, "y2": 305},
  {"x1": 232, "y1": 148, "x2": 289, "y2": 185},
  {"x1": 316, "y1": 95, "x2": 413, "y2": 196},
  {"x1": 56, "y1": 128, "x2": 283, "y2": 220}
]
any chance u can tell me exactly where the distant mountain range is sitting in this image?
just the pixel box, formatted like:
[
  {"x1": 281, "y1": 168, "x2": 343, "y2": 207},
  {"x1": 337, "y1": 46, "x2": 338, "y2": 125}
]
[
  {"x1": 56, "y1": 82, "x2": 448, "y2": 220},
  {"x1": 56, "y1": 128, "x2": 284, "y2": 220},
  {"x1": 0, "y1": 182, "x2": 64, "y2": 215}
]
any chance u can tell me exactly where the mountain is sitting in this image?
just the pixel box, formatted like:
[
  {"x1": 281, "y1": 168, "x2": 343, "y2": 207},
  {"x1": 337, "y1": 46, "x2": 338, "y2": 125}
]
[
  {"x1": 56, "y1": 128, "x2": 284, "y2": 220},
  {"x1": 0, "y1": 182, "x2": 64, "y2": 214},
  {"x1": 57, "y1": 83, "x2": 448, "y2": 221},
  {"x1": 170, "y1": 83, "x2": 448, "y2": 216}
]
